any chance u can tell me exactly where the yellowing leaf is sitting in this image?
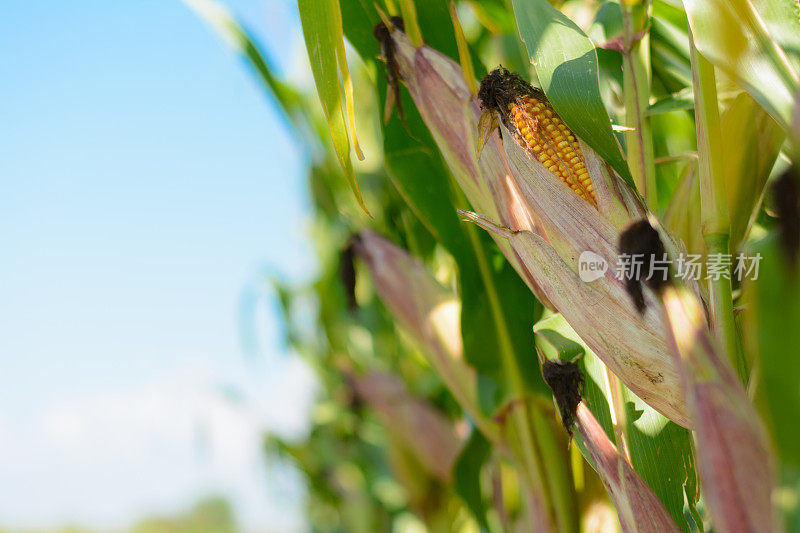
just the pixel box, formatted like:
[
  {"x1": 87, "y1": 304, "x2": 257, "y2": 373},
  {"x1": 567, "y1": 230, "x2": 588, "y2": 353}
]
[
  {"x1": 722, "y1": 92, "x2": 785, "y2": 251},
  {"x1": 298, "y1": 0, "x2": 368, "y2": 213},
  {"x1": 683, "y1": 0, "x2": 799, "y2": 128}
]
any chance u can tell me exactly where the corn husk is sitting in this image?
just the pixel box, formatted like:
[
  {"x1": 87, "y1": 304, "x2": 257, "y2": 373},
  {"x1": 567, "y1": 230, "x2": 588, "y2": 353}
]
[
  {"x1": 658, "y1": 284, "x2": 776, "y2": 532},
  {"x1": 352, "y1": 230, "x2": 496, "y2": 439},
  {"x1": 574, "y1": 403, "x2": 681, "y2": 533},
  {"x1": 458, "y1": 210, "x2": 691, "y2": 429},
  {"x1": 384, "y1": 27, "x2": 701, "y2": 428},
  {"x1": 354, "y1": 231, "x2": 562, "y2": 530},
  {"x1": 346, "y1": 369, "x2": 462, "y2": 483},
  {"x1": 388, "y1": 30, "x2": 554, "y2": 307}
]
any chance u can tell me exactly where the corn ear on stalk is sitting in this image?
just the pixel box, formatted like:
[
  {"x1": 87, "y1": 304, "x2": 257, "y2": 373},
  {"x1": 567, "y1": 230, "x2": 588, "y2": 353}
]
[
  {"x1": 377, "y1": 23, "x2": 704, "y2": 427},
  {"x1": 478, "y1": 68, "x2": 595, "y2": 206},
  {"x1": 353, "y1": 231, "x2": 568, "y2": 531},
  {"x1": 374, "y1": 20, "x2": 556, "y2": 308}
]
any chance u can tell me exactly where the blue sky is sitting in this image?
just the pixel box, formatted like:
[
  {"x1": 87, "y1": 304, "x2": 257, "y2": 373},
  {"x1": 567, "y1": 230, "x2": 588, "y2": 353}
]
[{"x1": 0, "y1": 1, "x2": 315, "y2": 530}]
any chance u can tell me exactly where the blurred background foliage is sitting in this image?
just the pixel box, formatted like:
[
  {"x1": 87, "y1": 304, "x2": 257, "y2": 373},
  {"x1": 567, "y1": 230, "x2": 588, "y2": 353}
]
[
  {"x1": 0, "y1": 498, "x2": 240, "y2": 533},
  {"x1": 180, "y1": 0, "x2": 800, "y2": 531}
]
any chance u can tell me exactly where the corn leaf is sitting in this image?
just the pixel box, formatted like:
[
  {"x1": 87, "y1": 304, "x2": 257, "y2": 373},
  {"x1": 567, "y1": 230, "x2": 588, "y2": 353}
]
[
  {"x1": 534, "y1": 313, "x2": 699, "y2": 531},
  {"x1": 647, "y1": 89, "x2": 695, "y2": 116},
  {"x1": 746, "y1": 229, "x2": 800, "y2": 526},
  {"x1": 650, "y1": 0, "x2": 693, "y2": 92},
  {"x1": 298, "y1": 0, "x2": 368, "y2": 213},
  {"x1": 341, "y1": 0, "x2": 463, "y2": 66},
  {"x1": 663, "y1": 159, "x2": 704, "y2": 257},
  {"x1": 511, "y1": 0, "x2": 635, "y2": 189},
  {"x1": 745, "y1": 233, "x2": 800, "y2": 467},
  {"x1": 682, "y1": 0, "x2": 799, "y2": 128},
  {"x1": 754, "y1": 0, "x2": 800, "y2": 71},
  {"x1": 414, "y1": 0, "x2": 488, "y2": 81},
  {"x1": 722, "y1": 93, "x2": 785, "y2": 251}
]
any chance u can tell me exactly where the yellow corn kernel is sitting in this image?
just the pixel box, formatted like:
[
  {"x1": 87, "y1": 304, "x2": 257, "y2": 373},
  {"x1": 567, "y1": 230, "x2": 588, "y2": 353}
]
[{"x1": 507, "y1": 94, "x2": 596, "y2": 206}]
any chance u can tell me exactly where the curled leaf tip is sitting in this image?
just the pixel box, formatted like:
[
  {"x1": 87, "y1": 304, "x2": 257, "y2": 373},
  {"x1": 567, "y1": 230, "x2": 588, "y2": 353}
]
[
  {"x1": 619, "y1": 219, "x2": 672, "y2": 313},
  {"x1": 457, "y1": 210, "x2": 514, "y2": 238},
  {"x1": 542, "y1": 359, "x2": 584, "y2": 435}
]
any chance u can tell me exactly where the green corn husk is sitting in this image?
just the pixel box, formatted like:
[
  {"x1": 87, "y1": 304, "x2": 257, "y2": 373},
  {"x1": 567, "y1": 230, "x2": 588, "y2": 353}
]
[{"x1": 383, "y1": 27, "x2": 702, "y2": 428}]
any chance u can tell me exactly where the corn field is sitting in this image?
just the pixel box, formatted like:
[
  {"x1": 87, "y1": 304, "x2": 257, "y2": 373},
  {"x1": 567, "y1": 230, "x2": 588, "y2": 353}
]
[{"x1": 189, "y1": 0, "x2": 800, "y2": 531}]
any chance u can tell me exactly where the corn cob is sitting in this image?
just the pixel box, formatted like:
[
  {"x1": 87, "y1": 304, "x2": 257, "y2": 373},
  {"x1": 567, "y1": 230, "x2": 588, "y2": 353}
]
[{"x1": 479, "y1": 68, "x2": 596, "y2": 206}]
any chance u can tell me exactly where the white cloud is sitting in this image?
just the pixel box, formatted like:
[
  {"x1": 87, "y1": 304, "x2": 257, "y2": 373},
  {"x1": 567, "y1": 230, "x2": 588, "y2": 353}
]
[{"x1": 0, "y1": 357, "x2": 317, "y2": 533}]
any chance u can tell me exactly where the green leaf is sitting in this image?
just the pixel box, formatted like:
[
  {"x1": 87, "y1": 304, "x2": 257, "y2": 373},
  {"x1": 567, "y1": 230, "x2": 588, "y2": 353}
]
[
  {"x1": 650, "y1": 0, "x2": 693, "y2": 92},
  {"x1": 682, "y1": 0, "x2": 799, "y2": 128},
  {"x1": 746, "y1": 232, "x2": 800, "y2": 467},
  {"x1": 379, "y1": 79, "x2": 471, "y2": 254},
  {"x1": 414, "y1": 0, "x2": 459, "y2": 62},
  {"x1": 534, "y1": 312, "x2": 699, "y2": 531},
  {"x1": 511, "y1": 0, "x2": 635, "y2": 189},
  {"x1": 620, "y1": 388, "x2": 699, "y2": 532},
  {"x1": 663, "y1": 158, "x2": 704, "y2": 255},
  {"x1": 453, "y1": 430, "x2": 492, "y2": 529},
  {"x1": 534, "y1": 320, "x2": 585, "y2": 362},
  {"x1": 752, "y1": 0, "x2": 800, "y2": 72},
  {"x1": 298, "y1": 0, "x2": 368, "y2": 212},
  {"x1": 647, "y1": 89, "x2": 696, "y2": 116},
  {"x1": 415, "y1": 0, "x2": 489, "y2": 81},
  {"x1": 588, "y1": 1, "x2": 623, "y2": 45},
  {"x1": 339, "y1": 0, "x2": 475, "y2": 67},
  {"x1": 745, "y1": 224, "x2": 800, "y2": 527},
  {"x1": 339, "y1": 0, "x2": 380, "y2": 63},
  {"x1": 722, "y1": 93, "x2": 785, "y2": 251}
]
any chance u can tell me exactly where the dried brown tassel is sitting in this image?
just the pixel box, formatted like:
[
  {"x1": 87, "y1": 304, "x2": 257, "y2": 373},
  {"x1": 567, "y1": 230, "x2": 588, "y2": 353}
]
[{"x1": 374, "y1": 17, "x2": 416, "y2": 139}]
